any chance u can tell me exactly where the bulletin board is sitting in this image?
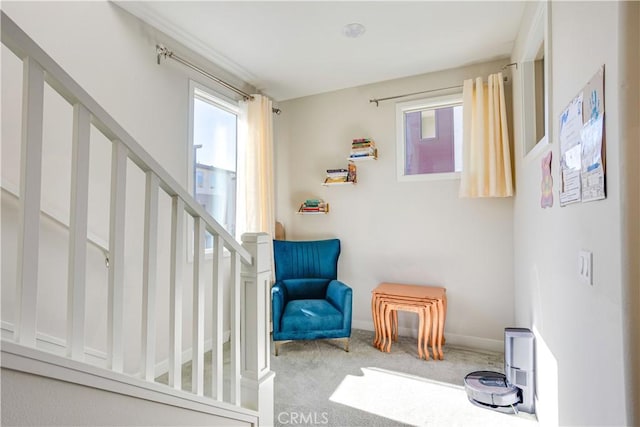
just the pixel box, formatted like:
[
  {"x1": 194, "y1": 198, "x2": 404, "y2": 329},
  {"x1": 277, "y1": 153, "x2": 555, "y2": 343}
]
[{"x1": 558, "y1": 66, "x2": 606, "y2": 206}]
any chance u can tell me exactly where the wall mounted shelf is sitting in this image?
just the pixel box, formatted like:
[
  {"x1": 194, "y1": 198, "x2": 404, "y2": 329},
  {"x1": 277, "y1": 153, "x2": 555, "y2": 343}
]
[
  {"x1": 297, "y1": 199, "x2": 329, "y2": 214},
  {"x1": 296, "y1": 210, "x2": 329, "y2": 215},
  {"x1": 322, "y1": 180, "x2": 356, "y2": 186},
  {"x1": 347, "y1": 154, "x2": 377, "y2": 162}
]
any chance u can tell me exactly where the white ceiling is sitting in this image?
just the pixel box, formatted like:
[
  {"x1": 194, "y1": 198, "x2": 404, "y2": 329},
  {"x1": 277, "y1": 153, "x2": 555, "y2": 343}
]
[{"x1": 118, "y1": 1, "x2": 526, "y2": 102}]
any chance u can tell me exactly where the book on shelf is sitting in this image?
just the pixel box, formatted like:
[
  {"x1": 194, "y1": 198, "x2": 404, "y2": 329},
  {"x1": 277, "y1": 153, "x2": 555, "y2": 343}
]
[
  {"x1": 351, "y1": 146, "x2": 375, "y2": 153},
  {"x1": 326, "y1": 168, "x2": 348, "y2": 174},
  {"x1": 324, "y1": 166, "x2": 354, "y2": 184},
  {"x1": 349, "y1": 138, "x2": 377, "y2": 159},
  {"x1": 323, "y1": 163, "x2": 356, "y2": 184},
  {"x1": 325, "y1": 168, "x2": 349, "y2": 180},
  {"x1": 349, "y1": 150, "x2": 377, "y2": 158},
  {"x1": 352, "y1": 138, "x2": 371, "y2": 143},
  {"x1": 298, "y1": 199, "x2": 329, "y2": 213},
  {"x1": 303, "y1": 198, "x2": 322, "y2": 207}
]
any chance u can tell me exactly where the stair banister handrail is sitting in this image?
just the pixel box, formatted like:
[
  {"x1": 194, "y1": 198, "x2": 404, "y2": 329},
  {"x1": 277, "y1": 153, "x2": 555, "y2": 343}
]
[{"x1": 0, "y1": 12, "x2": 251, "y2": 263}]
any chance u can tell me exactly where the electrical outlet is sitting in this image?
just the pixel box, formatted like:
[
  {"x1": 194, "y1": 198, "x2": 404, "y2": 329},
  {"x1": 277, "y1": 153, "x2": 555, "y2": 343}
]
[{"x1": 579, "y1": 250, "x2": 593, "y2": 285}]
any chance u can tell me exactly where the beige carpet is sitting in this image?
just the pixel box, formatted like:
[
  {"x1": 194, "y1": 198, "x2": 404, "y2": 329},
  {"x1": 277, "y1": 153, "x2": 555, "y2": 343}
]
[
  {"x1": 271, "y1": 329, "x2": 537, "y2": 426},
  {"x1": 158, "y1": 329, "x2": 538, "y2": 426}
]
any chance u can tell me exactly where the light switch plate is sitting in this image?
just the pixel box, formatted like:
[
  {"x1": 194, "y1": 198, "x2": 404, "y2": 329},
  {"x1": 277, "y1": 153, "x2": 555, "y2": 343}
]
[{"x1": 579, "y1": 250, "x2": 593, "y2": 285}]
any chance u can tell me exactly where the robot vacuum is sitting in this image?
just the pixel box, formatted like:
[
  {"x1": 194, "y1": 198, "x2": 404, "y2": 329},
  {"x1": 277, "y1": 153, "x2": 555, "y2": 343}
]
[{"x1": 464, "y1": 328, "x2": 535, "y2": 414}]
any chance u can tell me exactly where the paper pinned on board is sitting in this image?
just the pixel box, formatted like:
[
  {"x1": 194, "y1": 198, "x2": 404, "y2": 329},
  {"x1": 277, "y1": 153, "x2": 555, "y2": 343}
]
[{"x1": 580, "y1": 115, "x2": 605, "y2": 202}]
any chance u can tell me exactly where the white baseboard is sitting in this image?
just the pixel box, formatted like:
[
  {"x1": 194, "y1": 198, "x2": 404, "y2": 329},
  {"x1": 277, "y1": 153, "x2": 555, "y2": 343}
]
[
  {"x1": 351, "y1": 320, "x2": 503, "y2": 353},
  {"x1": 442, "y1": 333, "x2": 503, "y2": 353}
]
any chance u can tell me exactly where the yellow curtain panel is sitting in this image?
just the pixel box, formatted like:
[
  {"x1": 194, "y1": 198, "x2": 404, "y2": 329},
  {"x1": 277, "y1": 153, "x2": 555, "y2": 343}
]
[
  {"x1": 241, "y1": 94, "x2": 275, "y2": 237},
  {"x1": 459, "y1": 73, "x2": 513, "y2": 198}
]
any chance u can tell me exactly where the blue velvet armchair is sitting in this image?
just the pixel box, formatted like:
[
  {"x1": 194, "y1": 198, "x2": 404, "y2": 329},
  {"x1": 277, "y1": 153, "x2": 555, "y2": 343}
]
[{"x1": 272, "y1": 239, "x2": 353, "y2": 355}]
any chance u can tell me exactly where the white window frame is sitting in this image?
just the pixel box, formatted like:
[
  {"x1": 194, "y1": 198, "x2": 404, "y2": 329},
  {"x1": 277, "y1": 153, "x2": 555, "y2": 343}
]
[
  {"x1": 520, "y1": 0, "x2": 551, "y2": 161},
  {"x1": 395, "y1": 93, "x2": 463, "y2": 182},
  {"x1": 187, "y1": 80, "x2": 240, "y2": 258}
]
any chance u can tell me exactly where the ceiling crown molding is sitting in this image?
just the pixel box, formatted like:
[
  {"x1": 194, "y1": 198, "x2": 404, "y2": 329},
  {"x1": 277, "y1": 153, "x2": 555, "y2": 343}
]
[{"x1": 113, "y1": 1, "x2": 260, "y2": 88}]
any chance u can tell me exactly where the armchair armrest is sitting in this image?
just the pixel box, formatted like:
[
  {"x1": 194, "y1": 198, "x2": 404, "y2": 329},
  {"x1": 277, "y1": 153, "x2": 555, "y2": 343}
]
[
  {"x1": 271, "y1": 282, "x2": 288, "y2": 333},
  {"x1": 326, "y1": 280, "x2": 353, "y2": 331}
]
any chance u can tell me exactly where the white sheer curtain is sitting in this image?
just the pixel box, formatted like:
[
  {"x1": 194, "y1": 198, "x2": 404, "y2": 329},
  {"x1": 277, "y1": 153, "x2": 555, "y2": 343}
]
[
  {"x1": 459, "y1": 72, "x2": 513, "y2": 198},
  {"x1": 237, "y1": 94, "x2": 275, "y2": 239}
]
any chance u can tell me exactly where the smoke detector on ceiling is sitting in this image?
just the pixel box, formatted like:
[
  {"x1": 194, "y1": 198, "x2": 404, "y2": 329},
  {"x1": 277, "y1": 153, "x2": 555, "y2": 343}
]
[{"x1": 342, "y1": 23, "x2": 366, "y2": 38}]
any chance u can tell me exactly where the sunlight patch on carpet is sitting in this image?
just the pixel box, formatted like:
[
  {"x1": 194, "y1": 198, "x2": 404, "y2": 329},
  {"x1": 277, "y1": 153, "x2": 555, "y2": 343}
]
[{"x1": 329, "y1": 367, "x2": 538, "y2": 426}]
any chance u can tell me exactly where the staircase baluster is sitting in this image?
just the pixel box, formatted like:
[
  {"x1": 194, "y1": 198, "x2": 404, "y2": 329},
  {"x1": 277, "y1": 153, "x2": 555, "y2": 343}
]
[
  {"x1": 67, "y1": 103, "x2": 91, "y2": 360},
  {"x1": 141, "y1": 171, "x2": 159, "y2": 381},
  {"x1": 108, "y1": 140, "x2": 127, "y2": 373},
  {"x1": 229, "y1": 249, "x2": 242, "y2": 405},
  {"x1": 15, "y1": 56, "x2": 44, "y2": 347},
  {"x1": 211, "y1": 233, "x2": 224, "y2": 400},
  {"x1": 192, "y1": 216, "x2": 205, "y2": 396},
  {"x1": 169, "y1": 196, "x2": 184, "y2": 390}
]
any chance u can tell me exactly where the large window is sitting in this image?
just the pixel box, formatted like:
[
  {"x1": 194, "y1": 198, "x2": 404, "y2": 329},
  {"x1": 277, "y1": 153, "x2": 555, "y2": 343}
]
[
  {"x1": 396, "y1": 94, "x2": 463, "y2": 181},
  {"x1": 190, "y1": 83, "x2": 239, "y2": 248}
]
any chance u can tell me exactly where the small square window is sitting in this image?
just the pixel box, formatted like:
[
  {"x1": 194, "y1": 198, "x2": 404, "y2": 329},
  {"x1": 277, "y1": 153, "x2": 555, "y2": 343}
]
[{"x1": 396, "y1": 94, "x2": 463, "y2": 181}]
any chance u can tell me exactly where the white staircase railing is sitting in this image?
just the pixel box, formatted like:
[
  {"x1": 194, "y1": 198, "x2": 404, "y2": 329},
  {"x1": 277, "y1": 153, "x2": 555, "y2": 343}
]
[{"x1": 1, "y1": 11, "x2": 273, "y2": 425}]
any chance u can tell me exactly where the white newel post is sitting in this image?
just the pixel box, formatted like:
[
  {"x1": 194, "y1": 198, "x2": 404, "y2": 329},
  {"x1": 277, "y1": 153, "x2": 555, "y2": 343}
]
[{"x1": 241, "y1": 233, "x2": 275, "y2": 426}]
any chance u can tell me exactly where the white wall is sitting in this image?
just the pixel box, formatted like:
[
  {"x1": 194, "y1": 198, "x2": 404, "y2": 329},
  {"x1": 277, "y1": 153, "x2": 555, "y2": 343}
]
[
  {"x1": 1, "y1": 369, "x2": 253, "y2": 426},
  {"x1": 511, "y1": 2, "x2": 637, "y2": 425},
  {"x1": 620, "y1": 3, "x2": 640, "y2": 423},
  {"x1": 1, "y1": 1, "x2": 253, "y2": 375},
  {"x1": 275, "y1": 59, "x2": 515, "y2": 351}
]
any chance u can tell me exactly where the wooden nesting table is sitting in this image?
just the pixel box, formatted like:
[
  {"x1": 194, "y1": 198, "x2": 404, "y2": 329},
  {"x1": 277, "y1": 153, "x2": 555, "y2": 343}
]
[{"x1": 372, "y1": 282, "x2": 447, "y2": 360}]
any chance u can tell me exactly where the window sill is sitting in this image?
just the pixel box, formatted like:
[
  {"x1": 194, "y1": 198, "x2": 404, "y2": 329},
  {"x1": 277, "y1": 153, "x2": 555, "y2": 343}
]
[
  {"x1": 524, "y1": 135, "x2": 550, "y2": 164},
  {"x1": 397, "y1": 171, "x2": 461, "y2": 182}
]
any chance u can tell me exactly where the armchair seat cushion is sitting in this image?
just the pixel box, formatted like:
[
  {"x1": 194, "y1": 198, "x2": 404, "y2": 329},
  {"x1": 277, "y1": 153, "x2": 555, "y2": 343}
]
[{"x1": 281, "y1": 299, "x2": 343, "y2": 333}]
